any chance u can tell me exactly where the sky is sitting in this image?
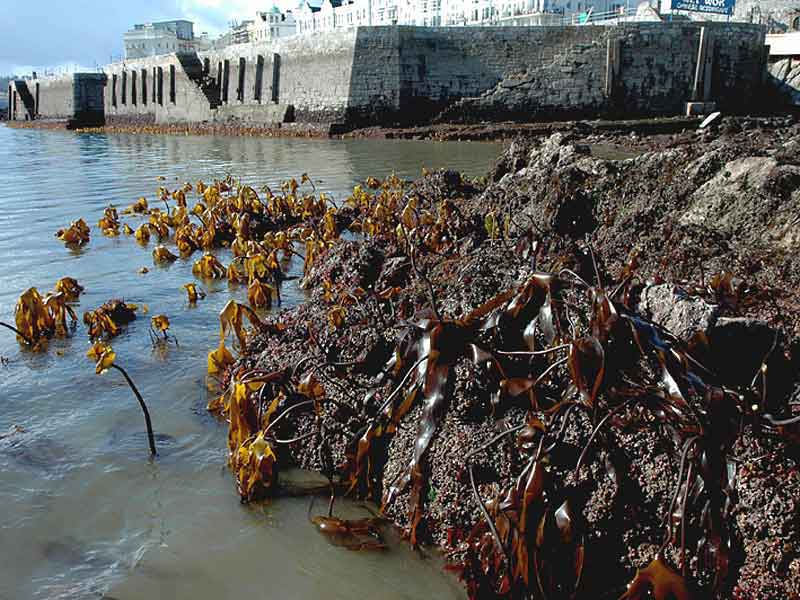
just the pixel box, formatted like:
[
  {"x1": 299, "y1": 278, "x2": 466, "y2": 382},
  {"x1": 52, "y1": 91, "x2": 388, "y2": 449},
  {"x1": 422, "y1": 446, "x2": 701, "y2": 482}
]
[{"x1": 0, "y1": 1, "x2": 290, "y2": 75}]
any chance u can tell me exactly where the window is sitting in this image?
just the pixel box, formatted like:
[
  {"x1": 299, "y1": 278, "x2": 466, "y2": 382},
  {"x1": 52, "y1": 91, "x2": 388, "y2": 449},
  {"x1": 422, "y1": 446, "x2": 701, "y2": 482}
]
[
  {"x1": 112, "y1": 74, "x2": 118, "y2": 107},
  {"x1": 793, "y1": 16, "x2": 800, "y2": 31},
  {"x1": 141, "y1": 69, "x2": 147, "y2": 105},
  {"x1": 121, "y1": 71, "x2": 127, "y2": 104},
  {"x1": 169, "y1": 64, "x2": 176, "y2": 104},
  {"x1": 157, "y1": 67, "x2": 164, "y2": 105},
  {"x1": 152, "y1": 67, "x2": 157, "y2": 103}
]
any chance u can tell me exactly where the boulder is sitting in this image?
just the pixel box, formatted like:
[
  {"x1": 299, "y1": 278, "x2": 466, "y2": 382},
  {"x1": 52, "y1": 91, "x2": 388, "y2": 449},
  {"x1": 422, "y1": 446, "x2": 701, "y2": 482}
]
[{"x1": 636, "y1": 284, "x2": 718, "y2": 340}]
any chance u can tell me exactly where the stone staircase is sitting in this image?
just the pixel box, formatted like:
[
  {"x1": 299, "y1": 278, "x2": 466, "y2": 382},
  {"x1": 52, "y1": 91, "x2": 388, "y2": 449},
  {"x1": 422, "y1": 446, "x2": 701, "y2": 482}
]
[{"x1": 176, "y1": 53, "x2": 221, "y2": 110}]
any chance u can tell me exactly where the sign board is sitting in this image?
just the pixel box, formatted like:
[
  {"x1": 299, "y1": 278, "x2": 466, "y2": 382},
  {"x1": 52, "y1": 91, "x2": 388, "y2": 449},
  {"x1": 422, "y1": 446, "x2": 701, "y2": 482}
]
[{"x1": 672, "y1": 0, "x2": 735, "y2": 16}]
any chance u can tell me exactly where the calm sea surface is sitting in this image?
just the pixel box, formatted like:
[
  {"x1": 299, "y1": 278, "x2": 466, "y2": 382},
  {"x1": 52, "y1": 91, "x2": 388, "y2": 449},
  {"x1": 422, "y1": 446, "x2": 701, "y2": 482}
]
[{"x1": 0, "y1": 125, "x2": 501, "y2": 600}]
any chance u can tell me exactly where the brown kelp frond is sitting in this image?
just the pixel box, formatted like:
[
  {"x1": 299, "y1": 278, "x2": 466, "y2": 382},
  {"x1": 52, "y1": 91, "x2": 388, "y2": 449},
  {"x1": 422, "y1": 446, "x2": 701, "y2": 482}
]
[
  {"x1": 87, "y1": 342, "x2": 157, "y2": 456},
  {"x1": 54, "y1": 277, "x2": 84, "y2": 300},
  {"x1": 83, "y1": 299, "x2": 138, "y2": 340},
  {"x1": 98, "y1": 206, "x2": 121, "y2": 236},
  {"x1": 55, "y1": 218, "x2": 90, "y2": 245},
  {"x1": 183, "y1": 283, "x2": 206, "y2": 303},
  {"x1": 8, "y1": 280, "x2": 85, "y2": 349},
  {"x1": 199, "y1": 165, "x2": 800, "y2": 597}
]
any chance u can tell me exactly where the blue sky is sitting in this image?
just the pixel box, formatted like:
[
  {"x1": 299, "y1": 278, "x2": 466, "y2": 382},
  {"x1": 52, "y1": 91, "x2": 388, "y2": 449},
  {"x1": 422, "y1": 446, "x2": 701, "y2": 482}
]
[{"x1": 0, "y1": 1, "x2": 286, "y2": 75}]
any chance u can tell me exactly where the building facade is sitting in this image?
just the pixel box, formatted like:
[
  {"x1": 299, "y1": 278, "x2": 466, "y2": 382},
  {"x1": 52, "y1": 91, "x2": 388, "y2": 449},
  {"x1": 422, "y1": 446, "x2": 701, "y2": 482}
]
[
  {"x1": 250, "y1": 8, "x2": 298, "y2": 41},
  {"x1": 293, "y1": 0, "x2": 624, "y2": 34},
  {"x1": 124, "y1": 20, "x2": 210, "y2": 59}
]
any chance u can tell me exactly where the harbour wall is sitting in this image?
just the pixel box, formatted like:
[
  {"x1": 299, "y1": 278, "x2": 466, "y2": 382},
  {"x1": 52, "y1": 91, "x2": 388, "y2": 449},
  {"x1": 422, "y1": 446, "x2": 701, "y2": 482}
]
[
  {"x1": 10, "y1": 23, "x2": 768, "y2": 130},
  {"x1": 7, "y1": 74, "x2": 106, "y2": 127}
]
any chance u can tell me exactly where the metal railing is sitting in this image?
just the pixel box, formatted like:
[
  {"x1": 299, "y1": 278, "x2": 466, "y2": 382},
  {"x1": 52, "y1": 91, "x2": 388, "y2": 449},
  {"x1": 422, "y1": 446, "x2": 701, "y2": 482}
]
[
  {"x1": 568, "y1": 7, "x2": 630, "y2": 25},
  {"x1": 489, "y1": 6, "x2": 633, "y2": 27}
]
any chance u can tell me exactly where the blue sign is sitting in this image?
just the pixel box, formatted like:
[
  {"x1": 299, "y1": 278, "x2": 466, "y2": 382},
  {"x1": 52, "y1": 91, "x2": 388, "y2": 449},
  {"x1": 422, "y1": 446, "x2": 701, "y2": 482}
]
[{"x1": 672, "y1": 0, "x2": 735, "y2": 16}]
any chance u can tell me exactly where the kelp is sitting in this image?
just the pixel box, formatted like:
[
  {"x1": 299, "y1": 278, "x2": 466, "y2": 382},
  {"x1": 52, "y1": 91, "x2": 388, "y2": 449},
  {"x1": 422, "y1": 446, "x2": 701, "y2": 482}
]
[
  {"x1": 98, "y1": 206, "x2": 120, "y2": 236},
  {"x1": 87, "y1": 342, "x2": 157, "y2": 456},
  {"x1": 54, "y1": 277, "x2": 84, "y2": 300},
  {"x1": 152, "y1": 244, "x2": 178, "y2": 263},
  {"x1": 122, "y1": 197, "x2": 149, "y2": 215},
  {"x1": 620, "y1": 557, "x2": 692, "y2": 600},
  {"x1": 193, "y1": 254, "x2": 226, "y2": 279},
  {"x1": 55, "y1": 218, "x2": 90, "y2": 245},
  {"x1": 183, "y1": 283, "x2": 206, "y2": 303},
  {"x1": 309, "y1": 509, "x2": 386, "y2": 551},
  {"x1": 197, "y1": 169, "x2": 800, "y2": 598},
  {"x1": 83, "y1": 300, "x2": 138, "y2": 340},
  {"x1": 7, "y1": 283, "x2": 81, "y2": 348},
  {"x1": 32, "y1": 163, "x2": 797, "y2": 595}
]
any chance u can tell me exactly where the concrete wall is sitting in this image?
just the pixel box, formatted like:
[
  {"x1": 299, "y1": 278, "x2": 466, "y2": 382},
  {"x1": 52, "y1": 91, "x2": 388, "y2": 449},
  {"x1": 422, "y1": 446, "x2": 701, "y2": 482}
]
[{"x1": 732, "y1": 0, "x2": 800, "y2": 32}]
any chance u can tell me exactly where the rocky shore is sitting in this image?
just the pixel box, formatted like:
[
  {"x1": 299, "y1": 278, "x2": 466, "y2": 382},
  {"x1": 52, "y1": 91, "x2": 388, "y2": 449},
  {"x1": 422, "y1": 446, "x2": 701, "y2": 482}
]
[
  {"x1": 6, "y1": 115, "x2": 726, "y2": 142},
  {"x1": 221, "y1": 117, "x2": 800, "y2": 600}
]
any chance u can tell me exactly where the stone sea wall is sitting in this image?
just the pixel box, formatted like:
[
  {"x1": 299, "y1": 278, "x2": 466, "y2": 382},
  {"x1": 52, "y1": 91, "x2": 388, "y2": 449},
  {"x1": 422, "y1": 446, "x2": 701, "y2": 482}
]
[
  {"x1": 770, "y1": 57, "x2": 800, "y2": 105},
  {"x1": 439, "y1": 22, "x2": 767, "y2": 121},
  {"x1": 11, "y1": 23, "x2": 769, "y2": 130},
  {"x1": 7, "y1": 74, "x2": 105, "y2": 126}
]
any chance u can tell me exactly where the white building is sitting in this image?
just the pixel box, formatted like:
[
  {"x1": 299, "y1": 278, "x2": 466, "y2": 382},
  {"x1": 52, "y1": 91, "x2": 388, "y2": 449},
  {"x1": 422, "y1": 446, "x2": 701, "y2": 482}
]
[
  {"x1": 124, "y1": 20, "x2": 210, "y2": 59},
  {"x1": 294, "y1": 0, "x2": 628, "y2": 33},
  {"x1": 249, "y1": 7, "x2": 298, "y2": 41}
]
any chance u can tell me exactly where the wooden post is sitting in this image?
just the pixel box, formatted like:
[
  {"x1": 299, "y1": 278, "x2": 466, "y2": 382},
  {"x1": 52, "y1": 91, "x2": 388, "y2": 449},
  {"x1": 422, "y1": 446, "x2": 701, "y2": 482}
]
[{"x1": 692, "y1": 27, "x2": 709, "y2": 102}]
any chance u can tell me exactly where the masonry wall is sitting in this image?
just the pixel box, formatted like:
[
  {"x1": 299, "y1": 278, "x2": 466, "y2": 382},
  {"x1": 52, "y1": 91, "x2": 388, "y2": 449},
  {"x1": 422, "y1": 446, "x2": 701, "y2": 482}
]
[
  {"x1": 206, "y1": 30, "x2": 357, "y2": 123},
  {"x1": 9, "y1": 74, "x2": 105, "y2": 126},
  {"x1": 396, "y1": 23, "x2": 766, "y2": 122},
  {"x1": 104, "y1": 55, "x2": 215, "y2": 124},
  {"x1": 769, "y1": 57, "x2": 800, "y2": 105},
  {"x1": 616, "y1": 22, "x2": 766, "y2": 114},
  {"x1": 396, "y1": 26, "x2": 611, "y2": 123},
  {"x1": 21, "y1": 23, "x2": 769, "y2": 130},
  {"x1": 34, "y1": 76, "x2": 74, "y2": 119}
]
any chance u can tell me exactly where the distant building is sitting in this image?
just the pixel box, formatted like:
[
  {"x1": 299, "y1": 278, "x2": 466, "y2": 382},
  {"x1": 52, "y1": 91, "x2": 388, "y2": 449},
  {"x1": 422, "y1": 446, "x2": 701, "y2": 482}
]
[
  {"x1": 213, "y1": 20, "x2": 256, "y2": 48},
  {"x1": 294, "y1": 0, "x2": 623, "y2": 33},
  {"x1": 250, "y1": 7, "x2": 298, "y2": 41},
  {"x1": 124, "y1": 20, "x2": 210, "y2": 59}
]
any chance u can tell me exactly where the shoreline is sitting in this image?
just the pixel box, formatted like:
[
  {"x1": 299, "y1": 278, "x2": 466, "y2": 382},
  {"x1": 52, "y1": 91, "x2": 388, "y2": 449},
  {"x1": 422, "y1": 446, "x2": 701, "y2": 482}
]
[
  {"x1": 5, "y1": 112, "x2": 800, "y2": 598},
  {"x1": 4, "y1": 115, "x2": 717, "y2": 143}
]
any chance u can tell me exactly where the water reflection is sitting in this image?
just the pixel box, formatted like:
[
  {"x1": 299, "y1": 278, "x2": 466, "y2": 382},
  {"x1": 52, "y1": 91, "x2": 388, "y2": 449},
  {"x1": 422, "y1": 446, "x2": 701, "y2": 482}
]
[{"x1": 0, "y1": 125, "x2": 499, "y2": 600}]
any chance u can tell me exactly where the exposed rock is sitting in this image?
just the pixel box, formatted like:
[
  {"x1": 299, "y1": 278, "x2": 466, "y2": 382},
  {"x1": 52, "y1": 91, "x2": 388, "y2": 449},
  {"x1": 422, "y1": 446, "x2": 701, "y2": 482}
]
[
  {"x1": 636, "y1": 284, "x2": 718, "y2": 340},
  {"x1": 238, "y1": 123, "x2": 800, "y2": 600}
]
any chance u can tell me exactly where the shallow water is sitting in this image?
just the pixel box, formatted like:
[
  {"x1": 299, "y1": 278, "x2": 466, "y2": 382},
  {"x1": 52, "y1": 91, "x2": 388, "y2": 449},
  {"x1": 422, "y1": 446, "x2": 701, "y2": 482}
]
[{"x1": 0, "y1": 125, "x2": 500, "y2": 600}]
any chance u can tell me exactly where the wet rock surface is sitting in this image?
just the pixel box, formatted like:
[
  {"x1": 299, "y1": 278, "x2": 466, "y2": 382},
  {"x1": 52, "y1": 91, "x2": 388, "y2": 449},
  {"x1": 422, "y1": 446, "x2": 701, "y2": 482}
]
[{"x1": 227, "y1": 121, "x2": 800, "y2": 599}]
